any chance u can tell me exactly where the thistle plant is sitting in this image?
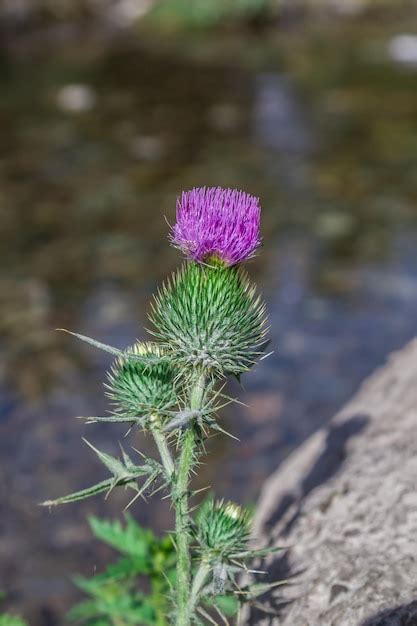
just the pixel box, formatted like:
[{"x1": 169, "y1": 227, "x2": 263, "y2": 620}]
[{"x1": 43, "y1": 187, "x2": 282, "y2": 625}]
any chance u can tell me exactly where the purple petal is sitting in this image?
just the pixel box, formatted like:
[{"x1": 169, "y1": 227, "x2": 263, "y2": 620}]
[{"x1": 170, "y1": 187, "x2": 261, "y2": 266}]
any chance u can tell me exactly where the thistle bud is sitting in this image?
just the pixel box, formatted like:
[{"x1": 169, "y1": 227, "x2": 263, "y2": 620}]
[
  {"x1": 106, "y1": 342, "x2": 177, "y2": 420},
  {"x1": 149, "y1": 263, "x2": 267, "y2": 377},
  {"x1": 195, "y1": 499, "x2": 250, "y2": 558}
]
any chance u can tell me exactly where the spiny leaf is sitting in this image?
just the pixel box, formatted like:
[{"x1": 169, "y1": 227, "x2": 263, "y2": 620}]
[
  {"x1": 250, "y1": 600, "x2": 279, "y2": 616},
  {"x1": 119, "y1": 445, "x2": 137, "y2": 471},
  {"x1": 57, "y1": 329, "x2": 167, "y2": 365},
  {"x1": 234, "y1": 580, "x2": 287, "y2": 600},
  {"x1": 162, "y1": 410, "x2": 200, "y2": 432},
  {"x1": 41, "y1": 454, "x2": 152, "y2": 507},
  {"x1": 82, "y1": 439, "x2": 131, "y2": 477},
  {"x1": 40, "y1": 476, "x2": 137, "y2": 506},
  {"x1": 229, "y1": 545, "x2": 284, "y2": 560},
  {"x1": 78, "y1": 415, "x2": 144, "y2": 424}
]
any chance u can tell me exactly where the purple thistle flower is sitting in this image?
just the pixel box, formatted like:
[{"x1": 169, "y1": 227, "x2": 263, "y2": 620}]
[{"x1": 171, "y1": 187, "x2": 261, "y2": 266}]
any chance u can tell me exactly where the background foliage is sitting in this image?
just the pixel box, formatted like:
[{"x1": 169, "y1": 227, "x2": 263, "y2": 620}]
[{"x1": 69, "y1": 516, "x2": 175, "y2": 626}]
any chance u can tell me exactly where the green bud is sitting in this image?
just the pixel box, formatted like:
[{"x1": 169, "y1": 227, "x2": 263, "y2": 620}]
[
  {"x1": 149, "y1": 263, "x2": 268, "y2": 377},
  {"x1": 195, "y1": 499, "x2": 250, "y2": 558},
  {"x1": 106, "y1": 342, "x2": 177, "y2": 420}
]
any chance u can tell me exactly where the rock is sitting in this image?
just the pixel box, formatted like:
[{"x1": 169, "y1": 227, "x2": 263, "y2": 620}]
[
  {"x1": 388, "y1": 35, "x2": 417, "y2": 67},
  {"x1": 56, "y1": 84, "x2": 96, "y2": 113},
  {"x1": 247, "y1": 339, "x2": 417, "y2": 626}
]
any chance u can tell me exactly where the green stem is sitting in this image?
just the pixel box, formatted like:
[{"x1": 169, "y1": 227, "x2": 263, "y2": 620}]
[
  {"x1": 175, "y1": 372, "x2": 206, "y2": 626},
  {"x1": 189, "y1": 560, "x2": 211, "y2": 613},
  {"x1": 152, "y1": 425, "x2": 175, "y2": 480}
]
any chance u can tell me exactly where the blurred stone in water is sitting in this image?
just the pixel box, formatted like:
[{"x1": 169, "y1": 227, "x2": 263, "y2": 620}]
[
  {"x1": 56, "y1": 84, "x2": 96, "y2": 113},
  {"x1": 130, "y1": 134, "x2": 165, "y2": 161},
  {"x1": 388, "y1": 34, "x2": 417, "y2": 66},
  {"x1": 0, "y1": 0, "x2": 32, "y2": 22},
  {"x1": 207, "y1": 103, "x2": 241, "y2": 132},
  {"x1": 253, "y1": 73, "x2": 312, "y2": 154},
  {"x1": 316, "y1": 212, "x2": 356, "y2": 240},
  {"x1": 106, "y1": 0, "x2": 153, "y2": 27},
  {"x1": 253, "y1": 72, "x2": 313, "y2": 193}
]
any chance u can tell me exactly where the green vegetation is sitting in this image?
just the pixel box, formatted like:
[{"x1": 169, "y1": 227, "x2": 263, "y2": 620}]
[
  {"x1": 145, "y1": 0, "x2": 270, "y2": 29},
  {"x1": 0, "y1": 617, "x2": 28, "y2": 626},
  {"x1": 69, "y1": 516, "x2": 175, "y2": 626}
]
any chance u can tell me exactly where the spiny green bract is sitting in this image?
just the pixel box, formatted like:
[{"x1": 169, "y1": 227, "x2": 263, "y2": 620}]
[
  {"x1": 149, "y1": 263, "x2": 267, "y2": 377},
  {"x1": 195, "y1": 500, "x2": 250, "y2": 557},
  {"x1": 106, "y1": 342, "x2": 177, "y2": 419}
]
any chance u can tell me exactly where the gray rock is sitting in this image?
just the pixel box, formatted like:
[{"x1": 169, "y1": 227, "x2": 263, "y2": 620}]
[{"x1": 247, "y1": 339, "x2": 417, "y2": 626}]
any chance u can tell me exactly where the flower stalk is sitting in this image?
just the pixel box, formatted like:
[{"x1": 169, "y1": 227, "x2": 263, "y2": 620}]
[
  {"x1": 175, "y1": 372, "x2": 205, "y2": 626},
  {"x1": 190, "y1": 559, "x2": 211, "y2": 613},
  {"x1": 151, "y1": 421, "x2": 175, "y2": 480}
]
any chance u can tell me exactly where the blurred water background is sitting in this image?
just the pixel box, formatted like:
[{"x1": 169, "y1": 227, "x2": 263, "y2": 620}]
[{"x1": 1, "y1": 1, "x2": 417, "y2": 623}]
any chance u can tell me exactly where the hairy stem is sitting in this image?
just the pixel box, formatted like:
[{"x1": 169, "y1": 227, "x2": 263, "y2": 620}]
[
  {"x1": 189, "y1": 560, "x2": 211, "y2": 613},
  {"x1": 152, "y1": 425, "x2": 175, "y2": 479},
  {"x1": 175, "y1": 372, "x2": 206, "y2": 626}
]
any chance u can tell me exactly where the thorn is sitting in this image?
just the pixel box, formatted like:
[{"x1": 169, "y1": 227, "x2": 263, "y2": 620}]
[
  {"x1": 212, "y1": 424, "x2": 240, "y2": 441},
  {"x1": 148, "y1": 482, "x2": 166, "y2": 498},
  {"x1": 191, "y1": 485, "x2": 211, "y2": 496},
  {"x1": 213, "y1": 605, "x2": 230, "y2": 626},
  {"x1": 124, "y1": 488, "x2": 146, "y2": 510},
  {"x1": 197, "y1": 606, "x2": 219, "y2": 625},
  {"x1": 131, "y1": 446, "x2": 147, "y2": 459},
  {"x1": 105, "y1": 478, "x2": 119, "y2": 499},
  {"x1": 82, "y1": 437, "x2": 96, "y2": 450}
]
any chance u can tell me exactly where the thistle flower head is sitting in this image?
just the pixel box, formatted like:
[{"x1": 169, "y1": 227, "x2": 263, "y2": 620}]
[
  {"x1": 195, "y1": 499, "x2": 251, "y2": 557},
  {"x1": 171, "y1": 187, "x2": 261, "y2": 266},
  {"x1": 149, "y1": 263, "x2": 268, "y2": 377},
  {"x1": 106, "y1": 342, "x2": 177, "y2": 420}
]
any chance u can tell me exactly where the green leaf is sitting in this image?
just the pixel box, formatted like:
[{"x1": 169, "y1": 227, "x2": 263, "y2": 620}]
[
  {"x1": 89, "y1": 516, "x2": 155, "y2": 561},
  {"x1": 68, "y1": 588, "x2": 157, "y2": 625},
  {"x1": 206, "y1": 594, "x2": 239, "y2": 617},
  {"x1": 104, "y1": 556, "x2": 150, "y2": 579},
  {"x1": 68, "y1": 598, "x2": 106, "y2": 620},
  {"x1": 70, "y1": 517, "x2": 175, "y2": 626},
  {"x1": 0, "y1": 616, "x2": 28, "y2": 626}
]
